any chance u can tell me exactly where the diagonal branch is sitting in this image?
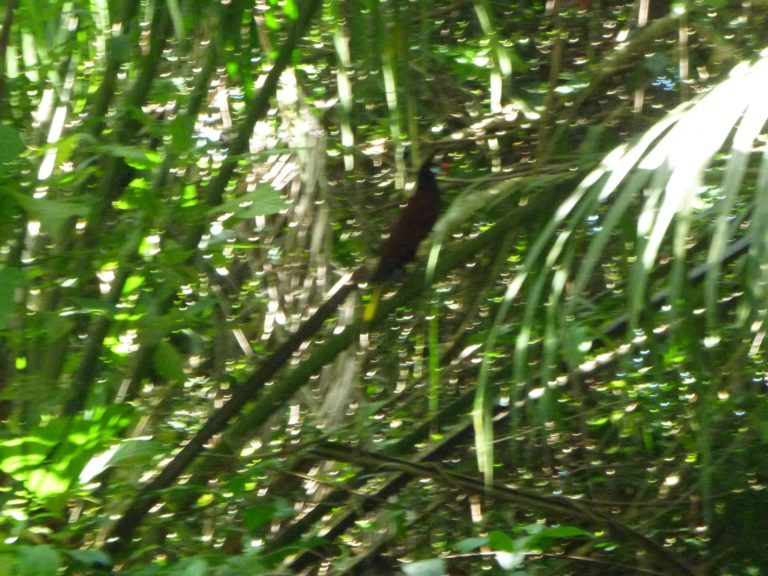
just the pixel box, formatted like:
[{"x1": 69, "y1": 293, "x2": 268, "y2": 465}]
[
  {"x1": 101, "y1": 0, "x2": 324, "y2": 557},
  {"x1": 277, "y1": 231, "x2": 751, "y2": 574}
]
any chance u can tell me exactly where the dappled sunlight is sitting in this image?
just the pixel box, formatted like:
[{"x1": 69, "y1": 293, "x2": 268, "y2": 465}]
[{"x1": 1, "y1": 0, "x2": 767, "y2": 573}]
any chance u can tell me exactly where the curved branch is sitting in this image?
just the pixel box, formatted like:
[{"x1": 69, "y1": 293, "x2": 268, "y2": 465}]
[{"x1": 310, "y1": 441, "x2": 697, "y2": 576}]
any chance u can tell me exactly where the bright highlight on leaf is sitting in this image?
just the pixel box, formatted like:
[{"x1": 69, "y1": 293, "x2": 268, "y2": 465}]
[
  {"x1": 209, "y1": 185, "x2": 288, "y2": 219},
  {"x1": 1, "y1": 0, "x2": 766, "y2": 573}
]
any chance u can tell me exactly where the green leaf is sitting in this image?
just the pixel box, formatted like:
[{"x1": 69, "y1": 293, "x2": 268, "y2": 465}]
[
  {"x1": 0, "y1": 436, "x2": 49, "y2": 474},
  {"x1": 169, "y1": 557, "x2": 208, "y2": 576},
  {"x1": 0, "y1": 267, "x2": 23, "y2": 330},
  {"x1": 209, "y1": 185, "x2": 288, "y2": 219},
  {"x1": 107, "y1": 439, "x2": 164, "y2": 467},
  {"x1": 122, "y1": 274, "x2": 145, "y2": 295},
  {"x1": 169, "y1": 116, "x2": 195, "y2": 155},
  {"x1": 283, "y1": 0, "x2": 298, "y2": 19},
  {"x1": 107, "y1": 34, "x2": 131, "y2": 63},
  {"x1": 25, "y1": 469, "x2": 70, "y2": 499},
  {"x1": 244, "y1": 498, "x2": 295, "y2": 530},
  {"x1": 80, "y1": 438, "x2": 163, "y2": 482},
  {"x1": 488, "y1": 530, "x2": 517, "y2": 552},
  {"x1": 0, "y1": 551, "x2": 15, "y2": 576},
  {"x1": 538, "y1": 525, "x2": 591, "y2": 539},
  {"x1": 17, "y1": 545, "x2": 60, "y2": 576},
  {"x1": 264, "y1": 10, "x2": 280, "y2": 30},
  {"x1": 456, "y1": 536, "x2": 488, "y2": 553},
  {"x1": 11, "y1": 193, "x2": 90, "y2": 241},
  {"x1": 0, "y1": 126, "x2": 25, "y2": 167},
  {"x1": 98, "y1": 144, "x2": 162, "y2": 169},
  {"x1": 244, "y1": 503, "x2": 278, "y2": 530},
  {"x1": 154, "y1": 340, "x2": 186, "y2": 384},
  {"x1": 65, "y1": 549, "x2": 112, "y2": 569},
  {"x1": 401, "y1": 558, "x2": 446, "y2": 576},
  {"x1": 1, "y1": 407, "x2": 134, "y2": 499}
]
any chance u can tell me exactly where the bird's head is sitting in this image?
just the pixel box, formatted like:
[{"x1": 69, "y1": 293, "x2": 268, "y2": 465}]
[{"x1": 419, "y1": 154, "x2": 451, "y2": 183}]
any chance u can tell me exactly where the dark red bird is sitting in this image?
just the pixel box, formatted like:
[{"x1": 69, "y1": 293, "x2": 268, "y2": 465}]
[
  {"x1": 369, "y1": 158, "x2": 442, "y2": 284},
  {"x1": 364, "y1": 158, "x2": 443, "y2": 320}
]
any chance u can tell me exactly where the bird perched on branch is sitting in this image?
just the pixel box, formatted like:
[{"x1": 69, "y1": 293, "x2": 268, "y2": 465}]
[{"x1": 364, "y1": 157, "x2": 445, "y2": 321}]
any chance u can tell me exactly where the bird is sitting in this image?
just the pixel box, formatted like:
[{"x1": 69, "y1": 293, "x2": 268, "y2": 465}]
[{"x1": 364, "y1": 157, "x2": 444, "y2": 321}]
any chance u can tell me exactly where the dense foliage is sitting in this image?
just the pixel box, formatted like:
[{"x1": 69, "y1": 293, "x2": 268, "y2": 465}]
[{"x1": 1, "y1": 0, "x2": 767, "y2": 574}]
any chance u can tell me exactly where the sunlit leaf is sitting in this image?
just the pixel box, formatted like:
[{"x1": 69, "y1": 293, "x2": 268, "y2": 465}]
[
  {"x1": 283, "y1": 0, "x2": 298, "y2": 19},
  {"x1": 106, "y1": 439, "x2": 160, "y2": 469},
  {"x1": 264, "y1": 10, "x2": 280, "y2": 30},
  {"x1": 98, "y1": 144, "x2": 163, "y2": 168},
  {"x1": 26, "y1": 469, "x2": 70, "y2": 499},
  {"x1": 2, "y1": 0, "x2": 767, "y2": 572},
  {"x1": 122, "y1": 275, "x2": 145, "y2": 295},
  {"x1": 1, "y1": 407, "x2": 134, "y2": 499},
  {"x1": 80, "y1": 438, "x2": 163, "y2": 483},
  {"x1": 0, "y1": 437, "x2": 49, "y2": 473},
  {"x1": 11, "y1": 193, "x2": 90, "y2": 241}
]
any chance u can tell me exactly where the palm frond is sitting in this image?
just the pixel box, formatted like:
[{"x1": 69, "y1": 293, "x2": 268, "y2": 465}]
[{"x1": 477, "y1": 49, "x2": 768, "y2": 482}]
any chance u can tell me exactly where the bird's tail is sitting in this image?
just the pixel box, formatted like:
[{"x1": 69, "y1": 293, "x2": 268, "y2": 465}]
[{"x1": 363, "y1": 286, "x2": 383, "y2": 322}]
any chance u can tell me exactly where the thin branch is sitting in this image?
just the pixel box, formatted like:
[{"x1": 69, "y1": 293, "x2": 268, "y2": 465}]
[
  {"x1": 103, "y1": 270, "x2": 358, "y2": 557},
  {"x1": 279, "y1": 229, "x2": 751, "y2": 574},
  {"x1": 310, "y1": 441, "x2": 697, "y2": 576}
]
